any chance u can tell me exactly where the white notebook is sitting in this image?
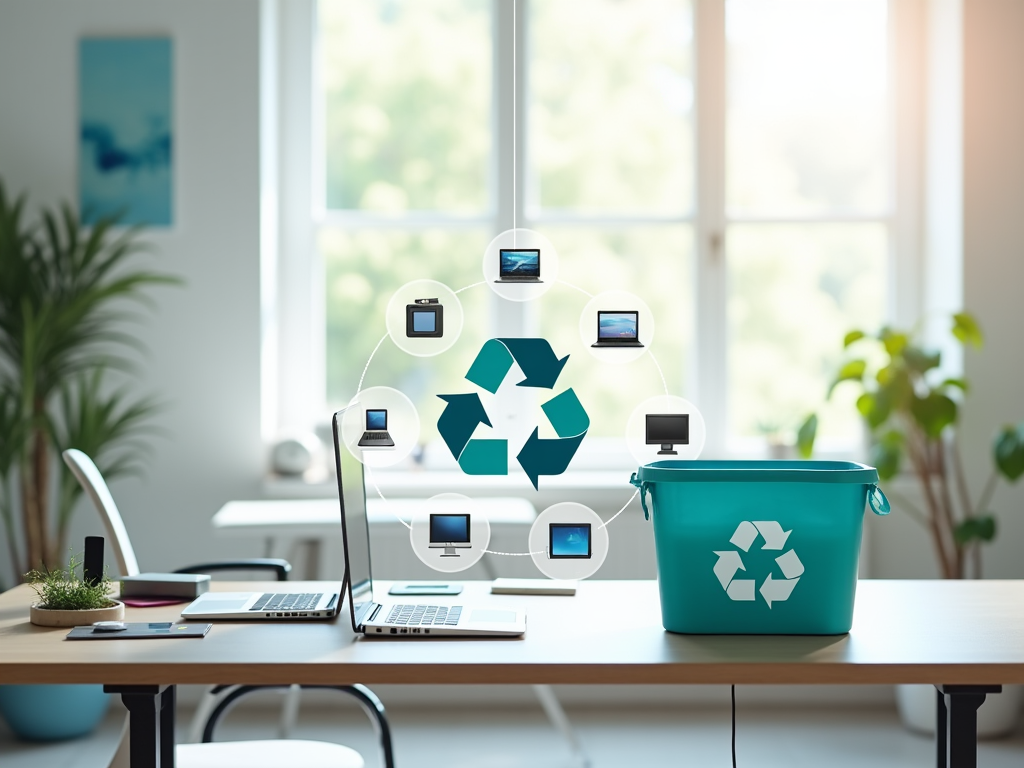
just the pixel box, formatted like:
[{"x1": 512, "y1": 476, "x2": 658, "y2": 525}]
[{"x1": 490, "y1": 578, "x2": 577, "y2": 596}]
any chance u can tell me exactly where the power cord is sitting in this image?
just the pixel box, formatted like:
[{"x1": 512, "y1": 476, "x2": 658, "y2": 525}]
[{"x1": 731, "y1": 684, "x2": 737, "y2": 768}]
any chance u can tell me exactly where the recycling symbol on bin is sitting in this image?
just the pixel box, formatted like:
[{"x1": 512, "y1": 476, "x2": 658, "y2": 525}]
[
  {"x1": 714, "y1": 521, "x2": 804, "y2": 608},
  {"x1": 437, "y1": 338, "x2": 589, "y2": 490}
]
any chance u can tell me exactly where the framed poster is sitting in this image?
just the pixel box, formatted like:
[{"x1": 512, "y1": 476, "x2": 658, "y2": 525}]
[{"x1": 79, "y1": 37, "x2": 172, "y2": 226}]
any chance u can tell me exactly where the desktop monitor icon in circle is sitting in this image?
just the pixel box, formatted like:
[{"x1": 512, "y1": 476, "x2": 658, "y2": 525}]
[
  {"x1": 428, "y1": 513, "x2": 471, "y2": 557},
  {"x1": 645, "y1": 413, "x2": 689, "y2": 456},
  {"x1": 495, "y1": 249, "x2": 542, "y2": 283},
  {"x1": 548, "y1": 523, "x2": 592, "y2": 559}
]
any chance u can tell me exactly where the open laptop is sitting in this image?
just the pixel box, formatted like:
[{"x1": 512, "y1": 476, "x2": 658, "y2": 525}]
[
  {"x1": 357, "y1": 408, "x2": 394, "y2": 447},
  {"x1": 334, "y1": 407, "x2": 526, "y2": 637},
  {"x1": 591, "y1": 310, "x2": 644, "y2": 348},
  {"x1": 494, "y1": 248, "x2": 543, "y2": 283},
  {"x1": 181, "y1": 563, "x2": 340, "y2": 621}
]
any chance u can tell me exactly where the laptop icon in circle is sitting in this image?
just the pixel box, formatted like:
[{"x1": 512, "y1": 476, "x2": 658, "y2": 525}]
[
  {"x1": 357, "y1": 408, "x2": 395, "y2": 447},
  {"x1": 495, "y1": 248, "x2": 543, "y2": 283},
  {"x1": 591, "y1": 310, "x2": 644, "y2": 348}
]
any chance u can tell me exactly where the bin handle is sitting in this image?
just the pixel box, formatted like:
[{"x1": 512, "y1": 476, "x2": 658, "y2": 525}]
[
  {"x1": 629, "y1": 472, "x2": 651, "y2": 520},
  {"x1": 868, "y1": 484, "x2": 891, "y2": 516}
]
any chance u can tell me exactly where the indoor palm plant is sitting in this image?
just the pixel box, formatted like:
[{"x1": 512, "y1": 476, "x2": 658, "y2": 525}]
[
  {"x1": 0, "y1": 179, "x2": 176, "y2": 583},
  {"x1": 0, "y1": 180, "x2": 175, "y2": 741},
  {"x1": 798, "y1": 313, "x2": 1024, "y2": 579},
  {"x1": 797, "y1": 313, "x2": 1024, "y2": 735}
]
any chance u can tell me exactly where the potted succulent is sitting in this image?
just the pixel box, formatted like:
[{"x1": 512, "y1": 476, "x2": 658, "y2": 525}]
[
  {"x1": 0, "y1": 179, "x2": 175, "y2": 740},
  {"x1": 798, "y1": 312, "x2": 1024, "y2": 736},
  {"x1": 25, "y1": 551, "x2": 122, "y2": 627}
]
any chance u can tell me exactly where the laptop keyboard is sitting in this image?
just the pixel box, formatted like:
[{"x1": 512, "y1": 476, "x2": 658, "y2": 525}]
[
  {"x1": 385, "y1": 604, "x2": 463, "y2": 627},
  {"x1": 360, "y1": 432, "x2": 390, "y2": 441},
  {"x1": 250, "y1": 593, "x2": 322, "y2": 611}
]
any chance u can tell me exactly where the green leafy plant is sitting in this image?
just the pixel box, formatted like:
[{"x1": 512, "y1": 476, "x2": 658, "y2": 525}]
[
  {"x1": 0, "y1": 179, "x2": 178, "y2": 580},
  {"x1": 798, "y1": 313, "x2": 1024, "y2": 578},
  {"x1": 26, "y1": 552, "x2": 115, "y2": 611}
]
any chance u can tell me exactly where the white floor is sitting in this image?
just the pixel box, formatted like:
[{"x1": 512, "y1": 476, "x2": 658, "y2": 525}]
[{"x1": 3, "y1": 697, "x2": 1024, "y2": 768}]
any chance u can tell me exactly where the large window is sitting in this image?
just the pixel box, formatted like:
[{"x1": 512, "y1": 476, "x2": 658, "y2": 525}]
[{"x1": 272, "y1": 0, "x2": 909, "y2": 463}]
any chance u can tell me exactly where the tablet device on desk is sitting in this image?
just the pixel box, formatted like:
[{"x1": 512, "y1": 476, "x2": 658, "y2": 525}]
[{"x1": 66, "y1": 622, "x2": 211, "y2": 640}]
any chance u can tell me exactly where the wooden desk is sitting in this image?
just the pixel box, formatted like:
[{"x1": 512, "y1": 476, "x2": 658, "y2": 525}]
[{"x1": 2, "y1": 580, "x2": 1022, "y2": 768}]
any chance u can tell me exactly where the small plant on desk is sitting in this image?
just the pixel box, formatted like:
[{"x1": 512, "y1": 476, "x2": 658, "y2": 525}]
[
  {"x1": 25, "y1": 552, "x2": 124, "y2": 627},
  {"x1": 26, "y1": 552, "x2": 114, "y2": 610}
]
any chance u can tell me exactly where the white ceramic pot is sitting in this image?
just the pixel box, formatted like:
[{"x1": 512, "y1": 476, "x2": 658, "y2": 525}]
[
  {"x1": 29, "y1": 600, "x2": 125, "y2": 627},
  {"x1": 896, "y1": 683, "x2": 1024, "y2": 739}
]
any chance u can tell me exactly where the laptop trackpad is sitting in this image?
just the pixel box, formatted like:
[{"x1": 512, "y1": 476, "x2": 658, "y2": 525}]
[
  {"x1": 471, "y1": 609, "x2": 517, "y2": 624},
  {"x1": 194, "y1": 598, "x2": 249, "y2": 611}
]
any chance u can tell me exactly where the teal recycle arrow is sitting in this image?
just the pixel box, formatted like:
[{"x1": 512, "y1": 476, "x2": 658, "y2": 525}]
[{"x1": 437, "y1": 338, "x2": 588, "y2": 489}]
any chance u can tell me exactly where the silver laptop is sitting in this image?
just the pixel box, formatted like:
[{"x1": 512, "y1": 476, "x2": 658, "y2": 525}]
[
  {"x1": 181, "y1": 581, "x2": 339, "y2": 621},
  {"x1": 333, "y1": 407, "x2": 526, "y2": 638}
]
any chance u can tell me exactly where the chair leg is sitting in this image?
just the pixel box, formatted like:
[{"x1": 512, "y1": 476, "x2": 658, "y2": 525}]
[
  {"x1": 186, "y1": 686, "x2": 225, "y2": 744},
  {"x1": 533, "y1": 684, "x2": 590, "y2": 768},
  {"x1": 277, "y1": 684, "x2": 302, "y2": 739}
]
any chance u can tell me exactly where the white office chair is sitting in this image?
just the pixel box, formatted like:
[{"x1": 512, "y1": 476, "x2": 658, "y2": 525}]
[{"x1": 63, "y1": 448, "x2": 391, "y2": 768}]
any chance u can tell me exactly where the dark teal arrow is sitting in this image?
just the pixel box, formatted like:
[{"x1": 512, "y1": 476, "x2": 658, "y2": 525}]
[
  {"x1": 498, "y1": 338, "x2": 569, "y2": 389},
  {"x1": 516, "y1": 429, "x2": 586, "y2": 490},
  {"x1": 437, "y1": 393, "x2": 491, "y2": 460}
]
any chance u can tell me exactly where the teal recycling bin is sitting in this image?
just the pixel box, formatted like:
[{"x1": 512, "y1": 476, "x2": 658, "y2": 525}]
[{"x1": 630, "y1": 460, "x2": 890, "y2": 635}]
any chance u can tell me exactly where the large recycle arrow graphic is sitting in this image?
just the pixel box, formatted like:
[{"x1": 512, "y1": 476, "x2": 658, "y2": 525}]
[
  {"x1": 466, "y1": 338, "x2": 569, "y2": 393},
  {"x1": 437, "y1": 338, "x2": 586, "y2": 487}
]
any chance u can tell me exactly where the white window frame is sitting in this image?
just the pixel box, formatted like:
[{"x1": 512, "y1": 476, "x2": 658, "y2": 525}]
[{"x1": 263, "y1": 0, "x2": 936, "y2": 470}]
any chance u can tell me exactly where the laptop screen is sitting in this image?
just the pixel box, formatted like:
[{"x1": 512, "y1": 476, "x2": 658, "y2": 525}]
[
  {"x1": 332, "y1": 408, "x2": 375, "y2": 629},
  {"x1": 597, "y1": 311, "x2": 639, "y2": 340},
  {"x1": 499, "y1": 249, "x2": 540, "y2": 277},
  {"x1": 365, "y1": 409, "x2": 387, "y2": 430}
]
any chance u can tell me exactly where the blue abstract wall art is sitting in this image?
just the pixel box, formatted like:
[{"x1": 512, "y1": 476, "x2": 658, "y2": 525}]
[{"x1": 79, "y1": 37, "x2": 172, "y2": 226}]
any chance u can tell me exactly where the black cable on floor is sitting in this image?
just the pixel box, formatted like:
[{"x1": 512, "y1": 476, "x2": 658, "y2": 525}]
[{"x1": 731, "y1": 684, "x2": 737, "y2": 768}]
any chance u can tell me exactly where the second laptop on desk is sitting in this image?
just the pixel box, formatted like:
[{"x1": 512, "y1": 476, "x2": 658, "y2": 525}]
[{"x1": 183, "y1": 405, "x2": 526, "y2": 637}]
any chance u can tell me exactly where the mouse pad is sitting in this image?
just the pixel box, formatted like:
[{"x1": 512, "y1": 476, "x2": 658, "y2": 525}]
[{"x1": 65, "y1": 622, "x2": 211, "y2": 640}]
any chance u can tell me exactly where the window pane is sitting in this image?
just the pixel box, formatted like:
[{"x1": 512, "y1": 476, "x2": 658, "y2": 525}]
[
  {"x1": 726, "y1": 0, "x2": 889, "y2": 216},
  {"x1": 727, "y1": 224, "x2": 887, "y2": 442},
  {"x1": 324, "y1": 229, "x2": 489, "y2": 443},
  {"x1": 536, "y1": 227, "x2": 693, "y2": 437},
  {"x1": 529, "y1": 0, "x2": 694, "y2": 215},
  {"x1": 320, "y1": 0, "x2": 491, "y2": 212}
]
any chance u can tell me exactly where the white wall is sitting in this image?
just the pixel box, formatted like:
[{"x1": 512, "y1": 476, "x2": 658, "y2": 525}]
[
  {"x1": 960, "y1": 0, "x2": 1024, "y2": 579},
  {"x1": 0, "y1": 0, "x2": 265, "y2": 576}
]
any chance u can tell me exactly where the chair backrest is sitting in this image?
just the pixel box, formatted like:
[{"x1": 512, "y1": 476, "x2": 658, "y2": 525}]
[{"x1": 62, "y1": 449, "x2": 140, "y2": 577}]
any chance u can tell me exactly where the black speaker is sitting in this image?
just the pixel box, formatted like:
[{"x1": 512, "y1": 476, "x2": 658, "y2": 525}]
[{"x1": 83, "y1": 536, "x2": 104, "y2": 586}]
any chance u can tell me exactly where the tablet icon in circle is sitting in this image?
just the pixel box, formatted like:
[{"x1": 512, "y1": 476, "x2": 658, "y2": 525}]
[{"x1": 548, "y1": 523, "x2": 592, "y2": 559}]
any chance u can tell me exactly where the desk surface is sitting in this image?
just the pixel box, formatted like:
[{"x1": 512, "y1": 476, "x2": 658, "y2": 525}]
[
  {"x1": 212, "y1": 496, "x2": 536, "y2": 537},
  {"x1": 2, "y1": 580, "x2": 1024, "y2": 687}
]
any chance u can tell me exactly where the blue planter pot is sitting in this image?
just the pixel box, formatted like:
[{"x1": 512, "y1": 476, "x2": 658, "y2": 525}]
[{"x1": 0, "y1": 685, "x2": 110, "y2": 741}]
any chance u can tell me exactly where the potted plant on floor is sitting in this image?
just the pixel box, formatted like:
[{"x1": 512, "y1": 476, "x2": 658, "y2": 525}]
[
  {"x1": 0, "y1": 179, "x2": 176, "y2": 740},
  {"x1": 0, "y1": 553, "x2": 122, "y2": 741},
  {"x1": 798, "y1": 312, "x2": 1024, "y2": 736}
]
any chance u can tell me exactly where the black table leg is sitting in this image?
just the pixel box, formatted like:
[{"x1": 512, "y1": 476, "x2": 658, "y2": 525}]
[
  {"x1": 935, "y1": 684, "x2": 1001, "y2": 768},
  {"x1": 103, "y1": 684, "x2": 176, "y2": 768}
]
